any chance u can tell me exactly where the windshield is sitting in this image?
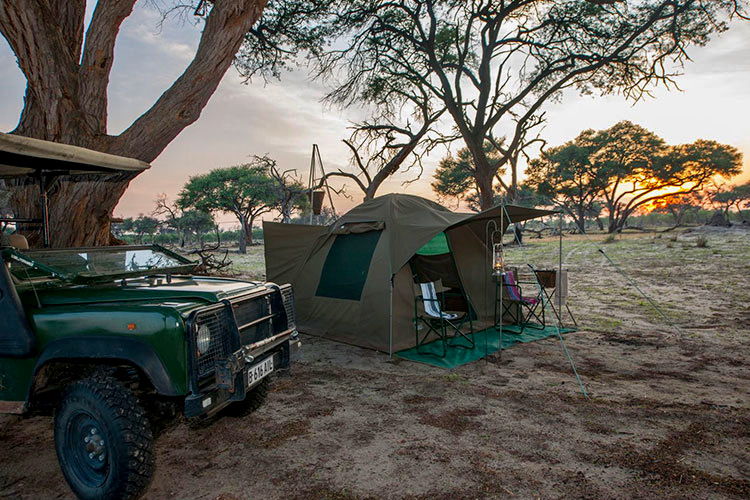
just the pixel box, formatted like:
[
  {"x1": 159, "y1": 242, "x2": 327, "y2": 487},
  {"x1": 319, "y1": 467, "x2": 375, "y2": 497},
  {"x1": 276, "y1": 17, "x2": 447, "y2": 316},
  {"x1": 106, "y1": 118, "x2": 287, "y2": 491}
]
[{"x1": 5, "y1": 245, "x2": 196, "y2": 284}]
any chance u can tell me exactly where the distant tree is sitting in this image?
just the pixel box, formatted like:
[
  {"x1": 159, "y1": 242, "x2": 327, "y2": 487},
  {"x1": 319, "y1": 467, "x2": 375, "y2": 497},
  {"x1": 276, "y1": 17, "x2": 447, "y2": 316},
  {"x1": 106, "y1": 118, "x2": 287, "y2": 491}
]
[
  {"x1": 732, "y1": 182, "x2": 750, "y2": 221},
  {"x1": 154, "y1": 192, "x2": 217, "y2": 246},
  {"x1": 133, "y1": 215, "x2": 160, "y2": 244},
  {"x1": 596, "y1": 123, "x2": 742, "y2": 232},
  {"x1": 525, "y1": 138, "x2": 607, "y2": 233},
  {"x1": 651, "y1": 191, "x2": 704, "y2": 230},
  {"x1": 711, "y1": 181, "x2": 750, "y2": 223},
  {"x1": 323, "y1": 0, "x2": 746, "y2": 210},
  {"x1": 251, "y1": 155, "x2": 310, "y2": 223},
  {"x1": 531, "y1": 121, "x2": 743, "y2": 233},
  {"x1": 180, "y1": 210, "x2": 216, "y2": 247},
  {"x1": 153, "y1": 193, "x2": 185, "y2": 246},
  {"x1": 111, "y1": 217, "x2": 135, "y2": 239},
  {"x1": 177, "y1": 165, "x2": 276, "y2": 253}
]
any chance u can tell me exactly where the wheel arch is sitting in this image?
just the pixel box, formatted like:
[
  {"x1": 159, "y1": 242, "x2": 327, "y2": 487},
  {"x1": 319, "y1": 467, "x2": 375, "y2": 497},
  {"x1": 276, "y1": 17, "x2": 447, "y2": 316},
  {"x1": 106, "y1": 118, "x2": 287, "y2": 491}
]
[{"x1": 30, "y1": 337, "x2": 182, "y2": 401}]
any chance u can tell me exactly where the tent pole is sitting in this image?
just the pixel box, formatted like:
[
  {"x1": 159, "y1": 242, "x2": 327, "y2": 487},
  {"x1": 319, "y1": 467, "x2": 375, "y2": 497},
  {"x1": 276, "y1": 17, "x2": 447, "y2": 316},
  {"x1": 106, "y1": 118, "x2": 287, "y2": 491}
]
[
  {"x1": 499, "y1": 209, "x2": 503, "y2": 360},
  {"x1": 315, "y1": 145, "x2": 337, "y2": 218},
  {"x1": 389, "y1": 273, "x2": 393, "y2": 357},
  {"x1": 484, "y1": 219, "x2": 498, "y2": 362},
  {"x1": 308, "y1": 144, "x2": 316, "y2": 225},
  {"x1": 558, "y1": 212, "x2": 563, "y2": 319}
]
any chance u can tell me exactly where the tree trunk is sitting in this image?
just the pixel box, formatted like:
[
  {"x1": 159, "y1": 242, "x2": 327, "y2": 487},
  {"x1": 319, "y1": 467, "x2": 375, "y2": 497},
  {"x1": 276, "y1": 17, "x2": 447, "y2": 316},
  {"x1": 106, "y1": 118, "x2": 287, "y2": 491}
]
[
  {"x1": 280, "y1": 195, "x2": 292, "y2": 223},
  {"x1": 607, "y1": 210, "x2": 618, "y2": 233},
  {"x1": 462, "y1": 136, "x2": 496, "y2": 211},
  {"x1": 1, "y1": 0, "x2": 267, "y2": 248},
  {"x1": 573, "y1": 205, "x2": 586, "y2": 233},
  {"x1": 238, "y1": 215, "x2": 248, "y2": 254},
  {"x1": 246, "y1": 218, "x2": 255, "y2": 247},
  {"x1": 507, "y1": 156, "x2": 519, "y2": 203},
  {"x1": 575, "y1": 214, "x2": 586, "y2": 234},
  {"x1": 10, "y1": 172, "x2": 136, "y2": 247},
  {"x1": 513, "y1": 224, "x2": 523, "y2": 245},
  {"x1": 475, "y1": 169, "x2": 494, "y2": 211}
]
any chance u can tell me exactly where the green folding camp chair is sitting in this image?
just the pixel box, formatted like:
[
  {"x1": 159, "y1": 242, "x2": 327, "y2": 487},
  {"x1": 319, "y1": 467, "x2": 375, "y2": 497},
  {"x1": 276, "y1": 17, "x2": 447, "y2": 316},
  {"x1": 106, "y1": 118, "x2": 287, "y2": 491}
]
[{"x1": 414, "y1": 280, "x2": 474, "y2": 357}]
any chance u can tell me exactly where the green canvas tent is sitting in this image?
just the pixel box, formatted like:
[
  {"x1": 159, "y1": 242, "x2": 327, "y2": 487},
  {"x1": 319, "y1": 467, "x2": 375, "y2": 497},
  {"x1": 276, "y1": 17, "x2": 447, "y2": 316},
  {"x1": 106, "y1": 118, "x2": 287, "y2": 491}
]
[{"x1": 264, "y1": 193, "x2": 555, "y2": 354}]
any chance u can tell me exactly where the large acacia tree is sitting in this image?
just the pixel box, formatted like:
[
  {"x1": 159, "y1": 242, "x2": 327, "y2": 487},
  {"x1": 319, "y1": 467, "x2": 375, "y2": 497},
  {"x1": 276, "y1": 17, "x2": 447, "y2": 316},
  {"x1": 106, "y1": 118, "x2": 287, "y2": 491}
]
[
  {"x1": 594, "y1": 123, "x2": 742, "y2": 232},
  {"x1": 0, "y1": 0, "x2": 270, "y2": 246},
  {"x1": 177, "y1": 164, "x2": 276, "y2": 253},
  {"x1": 324, "y1": 0, "x2": 748, "y2": 210},
  {"x1": 525, "y1": 137, "x2": 607, "y2": 232},
  {"x1": 527, "y1": 121, "x2": 743, "y2": 232},
  {"x1": 0, "y1": 0, "x2": 328, "y2": 247}
]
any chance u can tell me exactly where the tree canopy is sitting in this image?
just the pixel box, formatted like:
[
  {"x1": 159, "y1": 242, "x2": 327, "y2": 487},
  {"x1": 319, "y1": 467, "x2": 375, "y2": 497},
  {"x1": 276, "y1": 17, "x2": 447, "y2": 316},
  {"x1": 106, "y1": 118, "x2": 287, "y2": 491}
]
[
  {"x1": 177, "y1": 164, "x2": 276, "y2": 253},
  {"x1": 525, "y1": 138, "x2": 606, "y2": 232},
  {"x1": 320, "y1": 0, "x2": 747, "y2": 210},
  {"x1": 254, "y1": 155, "x2": 310, "y2": 223},
  {"x1": 526, "y1": 121, "x2": 743, "y2": 232},
  {"x1": 711, "y1": 181, "x2": 750, "y2": 222},
  {"x1": 432, "y1": 143, "x2": 504, "y2": 208}
]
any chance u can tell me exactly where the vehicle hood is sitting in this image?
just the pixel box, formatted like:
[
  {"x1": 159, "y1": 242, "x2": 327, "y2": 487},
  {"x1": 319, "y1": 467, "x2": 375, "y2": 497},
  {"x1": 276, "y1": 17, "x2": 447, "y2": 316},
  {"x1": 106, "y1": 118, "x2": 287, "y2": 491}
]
[{"x1": 20, "y1": 275, "x2": 272, "y2": 314}]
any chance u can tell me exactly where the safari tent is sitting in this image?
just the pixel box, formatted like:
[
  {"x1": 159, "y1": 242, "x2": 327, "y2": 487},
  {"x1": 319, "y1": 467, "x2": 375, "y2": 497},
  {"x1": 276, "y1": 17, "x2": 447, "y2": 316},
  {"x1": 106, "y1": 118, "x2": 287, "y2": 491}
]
[{"x1": 264, "y1": 194, "x2": 556, "y2": 355}]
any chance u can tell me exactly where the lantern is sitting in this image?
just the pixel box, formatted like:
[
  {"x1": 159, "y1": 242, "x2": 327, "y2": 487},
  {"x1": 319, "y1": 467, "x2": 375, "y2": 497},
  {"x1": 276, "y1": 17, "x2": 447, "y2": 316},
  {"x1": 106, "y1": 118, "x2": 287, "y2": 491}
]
[{"x1": 492, "y1": 242, "x2": 504, "y2": 277}]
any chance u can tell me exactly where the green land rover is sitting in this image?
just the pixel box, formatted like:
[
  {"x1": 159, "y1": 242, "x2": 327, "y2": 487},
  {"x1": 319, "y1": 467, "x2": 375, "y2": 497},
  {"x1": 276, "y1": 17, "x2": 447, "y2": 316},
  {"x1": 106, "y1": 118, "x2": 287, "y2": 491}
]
[{"x1": 0, "y1": 133, "x2": 300, "y2": 500}]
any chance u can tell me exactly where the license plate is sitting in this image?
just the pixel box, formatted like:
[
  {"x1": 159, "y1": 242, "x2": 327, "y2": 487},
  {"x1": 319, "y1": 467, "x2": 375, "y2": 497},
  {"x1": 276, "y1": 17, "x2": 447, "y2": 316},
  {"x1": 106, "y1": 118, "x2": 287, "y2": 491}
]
[{"x1": 247, "y1": 357, "x2": 274, "y2": 387}]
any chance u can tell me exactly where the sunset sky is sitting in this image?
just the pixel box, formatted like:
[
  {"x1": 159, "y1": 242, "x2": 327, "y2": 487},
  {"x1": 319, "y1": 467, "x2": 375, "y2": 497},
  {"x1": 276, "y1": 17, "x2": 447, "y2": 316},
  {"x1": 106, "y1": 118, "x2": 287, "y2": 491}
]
[{"x1": 1, "y1": 3, "x2": 748, "y2": 228}]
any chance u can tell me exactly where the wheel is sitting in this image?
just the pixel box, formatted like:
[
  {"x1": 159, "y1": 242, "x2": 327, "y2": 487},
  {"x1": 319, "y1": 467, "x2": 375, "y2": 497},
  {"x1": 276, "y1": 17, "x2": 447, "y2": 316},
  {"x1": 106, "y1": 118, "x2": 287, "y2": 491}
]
[
  {"x1": 54, "y1": 375, "x2": 155, "y2": 500},
  {"x1": 224, "y1": 377, "x2": 270, "y2": 418}
]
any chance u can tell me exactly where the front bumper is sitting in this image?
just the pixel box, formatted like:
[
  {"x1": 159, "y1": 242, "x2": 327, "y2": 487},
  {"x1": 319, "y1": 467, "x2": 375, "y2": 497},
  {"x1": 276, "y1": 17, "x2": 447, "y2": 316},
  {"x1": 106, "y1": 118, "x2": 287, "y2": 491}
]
[{"x1": 184, "y1": 331, "x2": 301, "y2": 418}]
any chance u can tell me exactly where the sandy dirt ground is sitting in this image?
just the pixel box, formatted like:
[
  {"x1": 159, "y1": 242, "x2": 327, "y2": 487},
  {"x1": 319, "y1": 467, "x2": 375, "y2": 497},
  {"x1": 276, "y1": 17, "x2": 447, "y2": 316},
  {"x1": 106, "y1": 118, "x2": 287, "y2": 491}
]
[{"x1": 1, "y1": 227, "x2": 749, "y2": 499}]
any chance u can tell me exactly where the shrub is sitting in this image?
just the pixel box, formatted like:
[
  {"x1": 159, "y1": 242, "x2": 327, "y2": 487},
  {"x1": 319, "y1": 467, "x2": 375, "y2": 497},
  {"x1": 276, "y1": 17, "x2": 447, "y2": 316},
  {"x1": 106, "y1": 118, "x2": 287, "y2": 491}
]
[{"x1": 696, "y1": 235, "x2": 708, "y2": 248}]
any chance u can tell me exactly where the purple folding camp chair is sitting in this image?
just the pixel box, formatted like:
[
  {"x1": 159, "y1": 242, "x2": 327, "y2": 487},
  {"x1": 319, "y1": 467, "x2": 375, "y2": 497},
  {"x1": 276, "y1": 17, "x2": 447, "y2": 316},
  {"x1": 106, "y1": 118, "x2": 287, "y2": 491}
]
[{"x1": 501, "y1": 270, "x2": 544, "y2": 333}]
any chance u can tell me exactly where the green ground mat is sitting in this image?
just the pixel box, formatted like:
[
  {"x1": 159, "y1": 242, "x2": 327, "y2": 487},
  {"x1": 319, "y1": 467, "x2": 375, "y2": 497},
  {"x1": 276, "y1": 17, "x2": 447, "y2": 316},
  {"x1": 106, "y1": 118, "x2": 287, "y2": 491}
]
[{"x1": 396, "y1": 324, "x2": 577, "y2": 369}]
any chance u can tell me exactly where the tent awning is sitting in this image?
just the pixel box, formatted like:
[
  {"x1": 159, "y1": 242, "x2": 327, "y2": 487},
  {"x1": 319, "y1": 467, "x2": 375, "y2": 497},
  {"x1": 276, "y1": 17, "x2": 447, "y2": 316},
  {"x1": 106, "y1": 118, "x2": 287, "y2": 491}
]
[
  {"x1": 0, "y1": 132, "x2": 151, "y2": 178},
  {"x1": 448, "y1": 204, "x2": 559, "y2": 230}
]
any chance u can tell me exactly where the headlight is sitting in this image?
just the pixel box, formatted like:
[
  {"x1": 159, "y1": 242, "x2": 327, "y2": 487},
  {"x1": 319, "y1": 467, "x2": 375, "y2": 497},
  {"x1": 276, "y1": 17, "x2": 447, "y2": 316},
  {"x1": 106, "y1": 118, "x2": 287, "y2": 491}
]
[{"x1": 196, "y1": 324, "x2": 212, "y2": 355}]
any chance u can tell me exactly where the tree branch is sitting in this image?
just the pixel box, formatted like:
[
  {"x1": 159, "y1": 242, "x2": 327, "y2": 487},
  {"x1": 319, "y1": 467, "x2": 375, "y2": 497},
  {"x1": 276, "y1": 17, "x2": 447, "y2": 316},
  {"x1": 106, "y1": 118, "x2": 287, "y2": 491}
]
[
  {"x1": 112, "y1": 0, "x2": 267, "y2": 161},
  {"x1": 79, "y1": 0, "x2": 137, "y2": 136}
]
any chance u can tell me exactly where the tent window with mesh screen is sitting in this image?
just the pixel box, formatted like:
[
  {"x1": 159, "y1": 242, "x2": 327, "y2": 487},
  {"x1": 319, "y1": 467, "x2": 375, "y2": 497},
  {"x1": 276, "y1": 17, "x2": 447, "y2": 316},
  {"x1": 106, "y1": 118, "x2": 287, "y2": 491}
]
[{"x1": 315, "y1": 230, "x2": 382, "y2": 300}]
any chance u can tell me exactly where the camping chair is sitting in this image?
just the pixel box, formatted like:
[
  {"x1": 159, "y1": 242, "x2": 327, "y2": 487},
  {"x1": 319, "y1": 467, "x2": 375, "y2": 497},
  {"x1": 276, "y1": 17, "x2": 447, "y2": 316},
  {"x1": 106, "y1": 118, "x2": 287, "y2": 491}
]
[
  {"x1": 414, "y1": 280, "x2": 474, "y2": 357},
  {"x1": 501, "y1": 270, "x2": 545, "y2": 334}
]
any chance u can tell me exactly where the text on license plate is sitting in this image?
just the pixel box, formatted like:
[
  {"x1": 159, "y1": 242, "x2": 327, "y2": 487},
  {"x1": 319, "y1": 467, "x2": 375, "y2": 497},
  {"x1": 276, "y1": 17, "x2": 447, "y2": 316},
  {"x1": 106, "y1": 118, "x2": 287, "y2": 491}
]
[{"x1": 247, "y1": 357, "x2": 274, "y2": 387}]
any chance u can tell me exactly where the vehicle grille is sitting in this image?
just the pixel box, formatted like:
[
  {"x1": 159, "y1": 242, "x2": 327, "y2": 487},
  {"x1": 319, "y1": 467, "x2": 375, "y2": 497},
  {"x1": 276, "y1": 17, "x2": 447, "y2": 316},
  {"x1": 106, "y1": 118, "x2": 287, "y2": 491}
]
[
  {"x1": 193, "y1": 306, "x2": 235, "y2": 378},
  {"x1": 191, "y1": 288, "x2": 295, "y2": 382},
  {"x1": 232, "y1": 294, "x2": 273, "y2": 346},
  {"x1": 280, "y1": 285, "x2": 295, "y2": 330}
]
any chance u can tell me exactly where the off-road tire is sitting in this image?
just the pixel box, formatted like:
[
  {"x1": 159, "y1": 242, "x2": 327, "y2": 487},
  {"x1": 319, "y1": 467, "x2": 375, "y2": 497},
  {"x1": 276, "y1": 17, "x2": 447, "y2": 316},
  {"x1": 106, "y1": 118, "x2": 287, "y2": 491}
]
[
  {"x1": 54, "y1": 375, "x2": 155, "y2": 500},
  {"x1": 224, "y1": 378, "x2": 270, "y2": 417}
]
